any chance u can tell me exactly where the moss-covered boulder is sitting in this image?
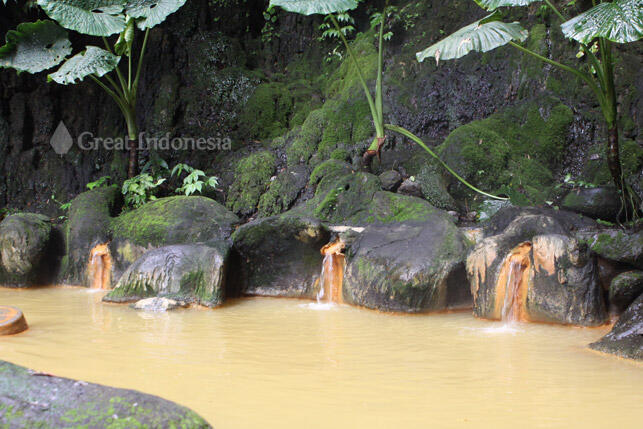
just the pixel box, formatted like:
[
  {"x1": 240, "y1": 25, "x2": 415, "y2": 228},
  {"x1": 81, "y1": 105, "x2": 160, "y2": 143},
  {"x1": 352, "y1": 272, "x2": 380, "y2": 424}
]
[
  {"x1": 379, "y1": 170, "x2": 402, "y2": 192},
  {"x1": 226, "y1": 151, "x2": 277, "y2": 217},
  {"x1": 257, "y1": 165, "x2": 309, "y2": 217},
  {"x1": 343, "y1": 216, "x2": 471, "y2": 313},
  {"x1": 110, "y1": 196, "x2": 239, "y2": 282},
  {"x1": 561, "y1": 186, "x2": 621, "y2": 221},
  {"x1": 585, "y1": 229, "x2": 643, "y2": 270},
  {"x1": 0, "y1": 213, "x2": 60, "y2": 286},
  {"x1": 590, "y1": 294, "x2": 643, "y2": 361},
  {"x1": 467, "y1": 209, "x2": 606, "y2": 326},
  {"x1": 609, "y1": 271, "x2": 643, "y2": 313},
  {"x1": 104, "y1": 242, "x2": 229, "y2": 307},
  {"x1": 231, "y1": 214, "x2": 330, "y2": 298},
  {"x1": 61, "y1": 186, "x2": 121, "y2": 285},
  {"x1": 0, "y1": 360, "x2": 210, "y2": 427}
]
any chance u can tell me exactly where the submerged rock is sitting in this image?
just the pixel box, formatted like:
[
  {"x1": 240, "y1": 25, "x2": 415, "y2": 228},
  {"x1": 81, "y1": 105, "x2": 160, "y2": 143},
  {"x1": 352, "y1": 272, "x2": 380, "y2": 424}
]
[
  {"x1": 231, "y1": 214, "x2": 330, "y2": 298},
  {"x1": 0, "y1": 213, "x2": 59, "y2": 286},
  {"x1": 104, "y1": 242, "x2": 229, "y2": 307},
  {"x1": 343, "y1": 214, "x2": 471, "y2": 313},
  {"x1": 561, "y1": 186, "x2": 621, "y2": 221},
  {"x1": 590, "y1": 294, "x2": 643, "y2": 361},
  {"x1": 467, "y1": 208, "x2": 606, "y2": 326},
  {"x1": 132, "y1": 297, "x2": 185, "y2": 312},
  {"x1": 609, "y1": 271, "x2": 643, "y2": 313},
  {"x1": 0, "y1": 360, "x2": 211, "y2": 427}
]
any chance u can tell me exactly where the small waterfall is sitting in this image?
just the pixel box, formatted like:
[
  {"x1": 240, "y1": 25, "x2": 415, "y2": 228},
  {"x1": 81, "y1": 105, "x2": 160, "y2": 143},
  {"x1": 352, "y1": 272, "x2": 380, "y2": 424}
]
[
  {"x1": 88, "y1": 243, "x2": 112, "y2": 290},
  {"x1": 498, "y1": 243, "x2": 532, "y2": 323},
  {"x1": 317, "y1": 239, "x2": 346, "y2": 304}
]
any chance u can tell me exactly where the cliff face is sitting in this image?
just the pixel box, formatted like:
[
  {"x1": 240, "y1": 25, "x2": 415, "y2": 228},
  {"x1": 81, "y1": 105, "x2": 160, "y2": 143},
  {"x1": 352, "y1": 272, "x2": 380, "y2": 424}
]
[{"x1": 0, "y1": 0, "x2": 641, "y2": 217}]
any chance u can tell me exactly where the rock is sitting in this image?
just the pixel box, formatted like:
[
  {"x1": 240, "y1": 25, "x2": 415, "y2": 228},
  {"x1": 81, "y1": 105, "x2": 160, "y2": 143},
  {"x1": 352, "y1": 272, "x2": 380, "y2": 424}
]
[
  {"x1": 60, "y1": 186, "x2": 121, "y2": 286},
  {"x1": 226, "y1": 150, "x2": 276, "y2": 217},
  {"x1": 258, "y1": 165, "x2": 309, "y2": 217},
  {"x1": 132, "y1": 297, "x2": 184, "y2": 312},
  {"x1": 343, "y1": 215, "x2": 471, "y2": 313},
  {"x1": 104, "y1": 242, "x2": 229, "y2": 307},
  {"x1": 0, "y1": 306, "x2": 28, "y2": 335},
  {"x1": 609, "y1": 271, "x2": 643, "y2": 313},
  {"x1": 0, "y1": 360, "x2": 211, "y2": 427},
  {"x1": 585, "y1": 229, "x2": 643, "y2": 270},
  {"x1": 378, "y1": 170, "x2": 402, "y2": 192},
  {"x1": 477, "y1": 199, "x2": 512, "y2": 222},
  {"x1": 231, "y1": 214, "x2": 330, "y2": 298},
  {"x1": 110, "y1": 196, "x2": 239, "y2": 282},
  {"x1": 397, "y1": 178, "x2": 423, "y2": 198},
  {"x1": 562, "y1": 186, "x2": 621, "y2": 221},
  {"x1": 415, "y1": 162, "x2": 458, "y2": 211},
  {"x1": 467, "y1": 208, "x2": 606, "y2": 326},
  {"x1": 0, "y1": 213, "x2": 59, "y2": 286},
  {"x1": 590, "y1": 294, "x2": 643, "y2": 360}
]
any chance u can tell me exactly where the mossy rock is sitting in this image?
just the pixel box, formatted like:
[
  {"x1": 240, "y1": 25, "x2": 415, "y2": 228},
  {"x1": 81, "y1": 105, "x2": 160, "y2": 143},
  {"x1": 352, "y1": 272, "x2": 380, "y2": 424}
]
[
  {"x1": 104, "y1": 242, "x2": 230, "y2": 308},
  {"x1": 587, "y1": 229, "x2": 643, "y2": 270},
  {"x1": 561, "y1": 186, "x2": 621, "y2": 221},
  {"x1": 286, "y1": 108, "x2": 328, "y2": 167},
  {"x1": 0, "y1": 360, "x2": 211, "y2": 427},
  {"x1": 609, "y1": 270, "x2": 643, "y2": 313},
  {"x1": 61, "y1": 186, "x2": 121, "y2": 286},
  {"x1": 343, "y1": 217, "x2": 471, "y2": 313},
  {"x1": 231, "y1": 214, "x2": 330, "y2": 298},
  {"x1": 238, "y1": 82, "x2": 294, "y2": 140},
  {"x1": 257, "y1": 165, "x2": 309, "y2": 217},
  {"x1": 590, "y1": 294, "x2": 643, "y2": 361},
  {"x1": 226, "y1": 151, "x2": 277, "y2": 217},
  {"x1": 0, "y1": 213, "x2": 59, "y2": 286}
]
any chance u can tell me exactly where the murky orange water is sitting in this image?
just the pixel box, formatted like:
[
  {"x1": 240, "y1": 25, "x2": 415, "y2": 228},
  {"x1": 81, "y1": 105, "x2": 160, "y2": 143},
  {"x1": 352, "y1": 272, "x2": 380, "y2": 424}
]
[{"x1": 0, "y1": 286, "x2": 641, "y2": 428}]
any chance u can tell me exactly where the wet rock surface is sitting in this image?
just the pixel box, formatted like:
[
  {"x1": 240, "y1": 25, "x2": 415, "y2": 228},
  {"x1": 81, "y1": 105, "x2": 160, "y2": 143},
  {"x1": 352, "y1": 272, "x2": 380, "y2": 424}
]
[
  {"x1": 467, "y1": 208, "x2": 606, "y2": 326},
  {"x1": 132, "y1": 297, "x2": 186, "y2": 312},
  {"x1": 585, "y1": 228, "x2": 643, "y2": 270},
  {"x1": 343, "y1": 213, "x2": 471, "y2": 313},
  {"x1": 378, "y1": 170, "x2": 402, "y2": 192},
  {"x1": 561, "y1": 186, "x2": 621, "y2": 221},
  {"x1": 0, "y1": 213, "x2": 60, "y2": 286},
  {"x1": 609, "y1": 271, "x2": 643, "y2": 314},
  {"x1": 105, "y1": 242, "x2": 229, "y2": 307},
  {"x1": 0, "y1": 360, "x2": 211, "y2": 427},
  {"x1": 590, "y1": 294, "x2": 643, "y2": 361}
]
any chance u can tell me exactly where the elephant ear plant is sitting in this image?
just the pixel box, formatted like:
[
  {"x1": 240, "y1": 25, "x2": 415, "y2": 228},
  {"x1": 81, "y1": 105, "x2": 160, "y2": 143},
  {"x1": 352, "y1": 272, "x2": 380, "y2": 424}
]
[
  {"x1": 418, "y1": 0, "x2": 643, "y2": 220},
  {"x1": 269, "y1": 0, "x2": 506, "y2": 200},
  {"x1": 0, "y1": 0, "x2": 188, "y2": 178}
]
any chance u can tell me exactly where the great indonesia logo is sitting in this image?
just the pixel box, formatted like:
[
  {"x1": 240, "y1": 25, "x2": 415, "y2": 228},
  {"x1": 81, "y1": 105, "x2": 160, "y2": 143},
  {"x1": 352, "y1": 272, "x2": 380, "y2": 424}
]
[{"x1": 49, "y1": 122, "x2": 232, "y2": 155}]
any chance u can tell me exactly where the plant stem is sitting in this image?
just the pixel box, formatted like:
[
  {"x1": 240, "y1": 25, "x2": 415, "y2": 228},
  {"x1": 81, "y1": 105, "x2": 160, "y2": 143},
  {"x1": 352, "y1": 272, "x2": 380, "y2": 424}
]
[
  {"x1": 385, "y1": 124, "x2": 508, "y2": 200},
  {"x1": 543, "y1": 0, "x2": 565, "y2": 21},
  {"x1": 133, "y1": 28, "x2": 150, "y2": 96}
]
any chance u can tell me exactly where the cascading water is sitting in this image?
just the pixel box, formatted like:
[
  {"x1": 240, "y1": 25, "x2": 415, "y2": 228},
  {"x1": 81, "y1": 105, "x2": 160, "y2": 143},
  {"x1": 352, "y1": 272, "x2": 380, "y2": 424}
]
[
  {"x1": 498, "y1": 243, "x2": 532, "y2": 323},
  {"x1": 317, "y1": 239, "x2": 346, "y2": 304},
  {"x1": 88, "y1": 243, "x2": 112, "y2": 290}
]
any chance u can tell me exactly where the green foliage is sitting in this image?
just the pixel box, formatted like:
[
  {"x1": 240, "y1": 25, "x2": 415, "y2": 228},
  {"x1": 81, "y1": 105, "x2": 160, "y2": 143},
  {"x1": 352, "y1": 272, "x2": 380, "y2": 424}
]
[
  {"x1": 417, "y1": 13, "x2": 528, "y2": 64},
  {"x1": 171, "y1": 163, "x2": 218, "y2": 196},
  {"x1": 48, "y1": 46, "x2": 120, "y2": 84},
  {"x1": 87, "y1": 176, "x2": 111, "y2": 190},
  {"x1": 37, "y1": 0, "x2": 128, "y2": 37},
  {"x1": 561, "y1": 0, "x2": 643, "y2": 44},
  {"x1": 0, "y1": 20, "x2": 71, "y2": 73},
  {"x1": 122, "y1": 174, "x2": 166, "y2": 209},
  {"x1": 269, "y1": 0, "x2": 358, "y2": 15},
  {"x1": 227, "y1": 151, "x2": 277, "y2": 216},
  {"x1": 476, "y1": 0, "x2": 541, "y2": 10},
  {"x1": 125, "y1": 0, "x2": 188, "y2": 30}
]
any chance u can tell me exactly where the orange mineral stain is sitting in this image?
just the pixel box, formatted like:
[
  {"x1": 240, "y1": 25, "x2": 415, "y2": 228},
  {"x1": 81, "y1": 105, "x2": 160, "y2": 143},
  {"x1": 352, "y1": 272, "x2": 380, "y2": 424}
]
[
  {"x1": 0, "y1": 305, "x2": 28, "y2": 335},
  {"x1": 88, "y1": 243, "x2": 112, "y2": 290},
  {"x1": 319, "y1": 239, "x2": 346, "y2": 304},
  {"x1": 495, "y1": 243, "x2": 532, "y2": 323}
]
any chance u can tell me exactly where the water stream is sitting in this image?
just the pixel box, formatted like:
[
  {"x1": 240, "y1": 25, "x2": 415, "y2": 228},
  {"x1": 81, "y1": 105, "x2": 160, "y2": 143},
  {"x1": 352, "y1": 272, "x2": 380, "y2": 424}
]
[{"x1": 0, "y1": 287, "x2": 641, "y2": 428}]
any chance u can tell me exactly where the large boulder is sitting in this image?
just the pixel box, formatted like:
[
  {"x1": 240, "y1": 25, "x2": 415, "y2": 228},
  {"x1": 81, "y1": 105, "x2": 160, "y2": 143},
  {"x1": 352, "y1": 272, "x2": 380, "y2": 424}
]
[
  {"x1": 104, "y1": 242, "x2": 229, "y2": 307},
  {"x1": 0, "y1": 360, "x2": 210, "y2": 427},
  {"x1": 467, "y1": 208, "x2": 606, "y2": 326},
  {"x1": 585, "y1": 228, "x2": 643, "y2": 270},
  {"x1": 561, "y1": 186, "x2": 621, "y2": 221},
  {"x1": 343, "y1": 214, "x2": 471, "y2": 313},
  {"x1": 609, "y1": 271, "x2": 643, "y2": 313},
  {"x1": 0, "y1": 213, "x2": 60, "y2": 286},
  {"x1": 60, "y1": 186, "x2": 120, "y2": 285},
  {"x1": 231, "y1": 214, "x2": 330, "y2": 298},
  {"x1": 590, "y1": 294, "x2": 643, "y2": 360},
  {"x1": 109, "y1": 196, "x2": 239, "y2": 282}
]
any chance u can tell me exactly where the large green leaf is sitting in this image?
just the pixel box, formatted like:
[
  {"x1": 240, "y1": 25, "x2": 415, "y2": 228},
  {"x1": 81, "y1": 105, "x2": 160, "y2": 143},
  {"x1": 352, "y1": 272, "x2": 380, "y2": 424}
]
[
  {"x1": 37, "y1": 0, "x2": 127, "y2": 37},
  {"x1": 48, "y1": 46, "x2": 120, "y2": 84},
  {"x1": 114, "y1": 16, "x2": 135, "y2": 55},
  {"x1": 561, "y1": 0, "x2": 643, "y2": 44},
  {"x1": 125, "y1": 0, "x2": 187, "y2": 29},
  {"x1": 475, "y1": 0, "x2": 541, "y2": 10},
  {"x1": 417, "y1": 14, "x2": 528, "y2": 64},
  {"x1": 269, "y1": 0, "x2": 358, "y2": 15},
  {"x1": 0, "y1": 20, "x2": 71, "y2": 74}
]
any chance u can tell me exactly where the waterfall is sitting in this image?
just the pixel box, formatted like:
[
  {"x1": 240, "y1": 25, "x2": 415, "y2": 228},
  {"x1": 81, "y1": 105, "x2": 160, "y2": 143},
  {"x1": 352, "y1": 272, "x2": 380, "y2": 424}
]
[
  {"x1": 498, "y1": 243, "x2": 532, "y2": 323},
  {"x1": 318, "y1": 240, "x2": 346, "y2": 304},
  {"x1": 88, "y1": 243, "x2": 112, "y2": 290}
]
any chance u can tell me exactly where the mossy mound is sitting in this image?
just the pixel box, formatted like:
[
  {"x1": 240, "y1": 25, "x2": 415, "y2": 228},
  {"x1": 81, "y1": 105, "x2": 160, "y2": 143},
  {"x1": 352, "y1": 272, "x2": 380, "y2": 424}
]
[
  {"x1": 439, "y1": 97, "x2": 573, "y2": 205},
  {"x1": 0, "y1": 360, "x2": 211, "y2": 427},
  {"x1": 586, "y1": 229, "x2": 643, "y2": 270},
  {"x1": 226, "y1": 151, "x2": 277, "y2": 217},
  {"x1": 258, "y1": 165, "x2": 309, "y2": 217}
]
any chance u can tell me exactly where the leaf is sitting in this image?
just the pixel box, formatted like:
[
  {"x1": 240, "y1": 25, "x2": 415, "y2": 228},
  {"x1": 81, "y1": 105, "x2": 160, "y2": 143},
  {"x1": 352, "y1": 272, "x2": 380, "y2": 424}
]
[
  {"x1": 0, "y1": 20, "x2": 71, "y2": 74},
  {"x1": 269, "y1": 0, "x2": 358, "y2": 15},
  {"x1": 114, "y1": 16, "x2": 135, "y2": 55},
  {"x1": 37, "y1": 0, "x2": 127, "y2": 37},
  {"x1": 561, "y1": 0, "x2": 643, "y2": 44},
  {"x1": 475, "y1": 0, "x2": 542, "y2": 10},
  {"x1": 48, "y1": 46, "x2": 120, "y2": 84},
  {"x1": 416, "y1": 14, "x2": 528, "y2": 64},
  {"x1": 125, "y1": 0, "x2": 187, "y2": 30}
]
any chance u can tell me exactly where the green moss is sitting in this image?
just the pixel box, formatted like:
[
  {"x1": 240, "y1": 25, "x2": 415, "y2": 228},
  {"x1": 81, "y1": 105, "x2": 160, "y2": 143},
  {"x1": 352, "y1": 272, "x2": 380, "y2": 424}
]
[
  {"x1": 330, "y1": 148, "x2": 350, "y2": 161},
  {"x1": 309, "y1": 159, "x2": 353, "y2": 189},
  {"x1": 227, "y1": 151, "x2": 277, "y2": 216},
  {"x1": 286, "y1": 109, "x2": 328, "y2": 167},
  {"x1": 257, "y1": 168, "x2": 306, "y2": 217},
  {"x1": 238, "y1": 82, "x2": 294, "y2": 140}
]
